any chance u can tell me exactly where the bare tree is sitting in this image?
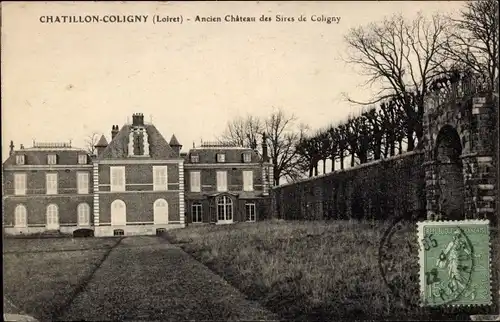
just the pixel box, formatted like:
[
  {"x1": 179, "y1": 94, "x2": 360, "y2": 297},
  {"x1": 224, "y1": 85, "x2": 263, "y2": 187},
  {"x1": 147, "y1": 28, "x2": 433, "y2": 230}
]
[
  {"x1": 442, "y1": 0, "x2": 499, "y2": 90},
  {"x1": 218, "y1": 109, "x2": 304, "y2": 185},
  {"x1": 265, "y1": 108, "x2": 303, "y2": 185},
  {"x1": 342, "y1": 12, "x2": 451, "y2": 151},
  {"x1": 219, "y1": 115, "x2": 264, "y2": 150},
  {"x1": 85, "y1": 132, "x2": 100, "y2": 155}
]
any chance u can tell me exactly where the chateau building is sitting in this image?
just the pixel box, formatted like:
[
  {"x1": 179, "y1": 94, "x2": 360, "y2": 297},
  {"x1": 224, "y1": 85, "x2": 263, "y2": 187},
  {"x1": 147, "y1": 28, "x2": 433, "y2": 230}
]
[
  {"x1": 2, "y1": 141, "x2": 93, "y2": 235},
  {"x1": 183, "y1": 135, "x2": 273, "y2": 224},
  {"x1": 2, "y1": 113, "x2": 274, "y2": 236}
]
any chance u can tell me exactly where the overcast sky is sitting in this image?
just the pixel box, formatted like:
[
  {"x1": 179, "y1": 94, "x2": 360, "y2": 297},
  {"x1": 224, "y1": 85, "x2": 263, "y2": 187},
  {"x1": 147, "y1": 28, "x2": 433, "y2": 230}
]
[{"x1": 1, "y1": 1, "x2": 467, "y2": 161}]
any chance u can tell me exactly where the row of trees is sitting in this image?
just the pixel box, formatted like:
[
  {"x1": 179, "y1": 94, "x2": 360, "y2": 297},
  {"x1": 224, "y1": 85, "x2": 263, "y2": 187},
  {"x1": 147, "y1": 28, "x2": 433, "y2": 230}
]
[{"x1": 218, "y1": 0, "x2": 498, "y2": 184}]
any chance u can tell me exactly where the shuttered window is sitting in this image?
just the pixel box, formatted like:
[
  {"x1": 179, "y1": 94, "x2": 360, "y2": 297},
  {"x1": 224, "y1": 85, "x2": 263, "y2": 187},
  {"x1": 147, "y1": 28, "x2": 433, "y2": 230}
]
[
  {"x1": 46, "y1": 173, "x2": 58, "y2": 195},
  {"x1": 153, "y1": 166, "x2": 168, "y2": 191},
  {"x1": 243, "y1": 170, "x2": 253, "y2": 191},
  {"x1": 14, "y1": 173, "x2": 27, "y2": 195},
  {"x1": 110, "y1": 166, "x2": 125, "y2": 192},
  {"x1": 216, "y1": 171, "x2": 227, "y2": 192},
  {"x1": 190, "y1": 171, "x2": 201, "y2": 192}
]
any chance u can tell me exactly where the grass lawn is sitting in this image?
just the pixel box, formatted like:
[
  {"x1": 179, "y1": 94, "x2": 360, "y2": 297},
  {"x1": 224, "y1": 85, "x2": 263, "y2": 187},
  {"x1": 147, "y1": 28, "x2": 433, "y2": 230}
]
[
  {"x1": 164, "y1": 219, "x2": 499, "y2": 320},
  {"x1": 3, "y1": 237, "x2": 121, "y2": 321}
]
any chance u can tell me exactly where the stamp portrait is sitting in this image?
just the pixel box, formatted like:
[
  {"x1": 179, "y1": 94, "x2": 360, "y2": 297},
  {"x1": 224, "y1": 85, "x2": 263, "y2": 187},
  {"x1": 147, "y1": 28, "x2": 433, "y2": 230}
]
[{"x1": 417, "y1": 220, "x2": 492, "y2": 307}]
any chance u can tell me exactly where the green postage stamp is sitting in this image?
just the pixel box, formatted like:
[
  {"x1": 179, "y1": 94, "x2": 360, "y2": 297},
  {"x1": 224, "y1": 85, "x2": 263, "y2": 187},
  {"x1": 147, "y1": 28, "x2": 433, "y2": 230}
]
[{"x1": 417, "y1": 220, "x2": 492, "y2": 307}]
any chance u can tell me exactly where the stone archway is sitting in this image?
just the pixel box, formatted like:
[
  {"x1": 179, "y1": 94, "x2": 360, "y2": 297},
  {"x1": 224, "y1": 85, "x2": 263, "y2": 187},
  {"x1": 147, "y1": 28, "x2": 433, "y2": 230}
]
[{"x1": 434, "y1": 125, "x2": 465, "y2": 220}]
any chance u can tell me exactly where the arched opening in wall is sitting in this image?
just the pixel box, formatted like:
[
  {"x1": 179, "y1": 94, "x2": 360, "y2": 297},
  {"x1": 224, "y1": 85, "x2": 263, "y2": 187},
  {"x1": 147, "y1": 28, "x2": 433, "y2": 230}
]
[{"x1": 434, "y1": 125, "x2": 465, "y2": 220}]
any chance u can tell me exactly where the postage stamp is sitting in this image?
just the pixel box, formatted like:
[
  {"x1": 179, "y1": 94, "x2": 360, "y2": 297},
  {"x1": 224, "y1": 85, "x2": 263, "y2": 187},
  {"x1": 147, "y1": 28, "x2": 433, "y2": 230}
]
[{"x1": 417, "y1": 220, "x2": 492, "y2": 307}]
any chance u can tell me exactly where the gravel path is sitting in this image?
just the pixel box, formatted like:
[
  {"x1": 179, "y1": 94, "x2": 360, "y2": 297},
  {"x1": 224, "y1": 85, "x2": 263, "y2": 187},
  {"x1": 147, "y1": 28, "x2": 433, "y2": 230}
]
[{"x1": 57, "y1": 236, "x2": 278, "y2": 321}]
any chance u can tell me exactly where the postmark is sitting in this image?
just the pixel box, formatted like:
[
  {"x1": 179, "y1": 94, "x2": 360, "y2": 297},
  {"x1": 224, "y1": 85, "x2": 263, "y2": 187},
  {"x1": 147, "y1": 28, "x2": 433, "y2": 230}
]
[
  {"x1": 417, "y1": 220, "x2": 492, "y2": 307},
  {"x1": 378, "y1": 216, "x2": 419, "y2": 305}
]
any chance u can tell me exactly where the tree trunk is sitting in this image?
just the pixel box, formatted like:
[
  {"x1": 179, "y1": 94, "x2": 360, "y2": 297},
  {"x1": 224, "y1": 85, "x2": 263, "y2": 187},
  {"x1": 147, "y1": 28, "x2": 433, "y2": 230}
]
[
  {"x1": 314, "y1": 162, "x2": 319, "y2": 176},
  {"x1": 339, "y1": 150, "x2": 345, "y2": 170},
  {"x1": 351, "y1": 153, "x2": 355, "y2": 167},
  {"x1": 322, "y1": 159, "x2": 326, "y2": 174},
  {"x1": 330, "y1": 155, "x2": 336, "y2": 172}
]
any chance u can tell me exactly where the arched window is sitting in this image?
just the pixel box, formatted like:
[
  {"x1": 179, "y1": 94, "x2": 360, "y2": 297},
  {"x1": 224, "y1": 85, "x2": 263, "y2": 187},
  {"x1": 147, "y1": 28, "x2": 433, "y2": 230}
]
[
  {"x1": 216, "y1": 195, "x2": 233, "y2": 223},
  {"x1": 111, "y1": 199, "x2": 126, "y2": 226},
  {"x1": 14, "y1": 204, "x2": 27, "y2": 228},
  {"x1": 46, "y1": 204, "x2": 59, "y2": 230},
  {"x1": 154, "y1": 199, "x2": 169, "y2": 224},
  {"x1": 77, "y1": 203, "x2": 90, "y2": 226}
]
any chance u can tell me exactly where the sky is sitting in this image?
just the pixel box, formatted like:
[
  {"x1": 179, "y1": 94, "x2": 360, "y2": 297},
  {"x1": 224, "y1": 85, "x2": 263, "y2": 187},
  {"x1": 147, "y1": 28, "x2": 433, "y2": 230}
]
[{"x1": 1, "y1": 1, "x2": 467, "y2": 162}]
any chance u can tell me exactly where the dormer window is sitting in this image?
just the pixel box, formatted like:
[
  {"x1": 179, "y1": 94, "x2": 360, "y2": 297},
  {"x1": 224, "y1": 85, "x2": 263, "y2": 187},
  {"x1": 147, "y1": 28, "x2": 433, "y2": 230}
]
[
  {"x1": 242, "y1": 152, "x2": 251, "y2": 163},
  {"x1": 47, "y1": 154, "x2": 57, "y2": 165},
  {"x1": 78, "y1": 154, "x2": 87, "y2": 164},
  {"x1": 16, "y1": 154, "x2": 25, "y2": 165},
  {"x1": 190, "y1": 155, "x2": 199, "y2": 163},
  {"x1": 216, "y1": 153, "x2": 225, "y2": 163}
]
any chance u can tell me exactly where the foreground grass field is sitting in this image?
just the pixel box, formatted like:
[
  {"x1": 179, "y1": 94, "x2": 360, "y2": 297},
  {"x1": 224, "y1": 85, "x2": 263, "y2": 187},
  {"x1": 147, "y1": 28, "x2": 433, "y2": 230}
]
[
  {"x1": 164, "y1": 219, "x2": 499, "y2": 320},
  {"x1": 3, "y1": 237, "x2": 120, "y2": 321}
]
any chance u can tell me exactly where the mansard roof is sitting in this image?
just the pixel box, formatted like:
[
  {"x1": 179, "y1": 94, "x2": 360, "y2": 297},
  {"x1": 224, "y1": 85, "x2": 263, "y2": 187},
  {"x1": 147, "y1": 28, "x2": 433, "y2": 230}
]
[
  {"x1": 3, "y1": 143, "x2": 91, "y2": 166},
  {"x1": 98, "y1": 124, "x2": 179, "y2": 160},
  {"x1": 184, "y1": 143, "x2": 262, "y2": 164}
]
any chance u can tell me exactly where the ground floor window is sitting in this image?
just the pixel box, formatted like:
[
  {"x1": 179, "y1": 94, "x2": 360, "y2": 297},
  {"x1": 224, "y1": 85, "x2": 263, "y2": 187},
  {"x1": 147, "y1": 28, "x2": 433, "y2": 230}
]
[
  {"x1": 46, "y1": 204, "x2": 59, "y2": 230},
  {"x1": 246, "y1": 202, "x2": 256, "y2": 222},
  {"x1": 14, "y1": 204, "x2": 27, "y2": 228},
  {"x1": 192, "y1": 202, "x2": 202, "y2": 223},
  {"x1": 217, "y1": 196, "x2": 233, "y2": 222},
  {"x1": 114, "y1": 229, "x2": 124, "y2": 236},
  {"x1": 77, "y1": 203, "x2": 90, "y2": 226}
]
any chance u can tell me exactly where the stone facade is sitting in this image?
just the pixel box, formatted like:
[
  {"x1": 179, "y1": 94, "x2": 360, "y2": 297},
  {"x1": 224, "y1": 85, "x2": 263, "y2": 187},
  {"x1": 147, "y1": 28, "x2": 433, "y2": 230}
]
[{"x1": 422, "y1": 74, "x2": 498, "y2": 222}]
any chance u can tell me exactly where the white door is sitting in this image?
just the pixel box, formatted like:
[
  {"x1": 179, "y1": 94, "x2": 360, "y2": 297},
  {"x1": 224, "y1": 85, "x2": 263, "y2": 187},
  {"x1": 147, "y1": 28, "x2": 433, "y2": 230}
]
[
  {"x1": 46, "y1": 204, "x2": 59, "y2": 230},
  {"x1": 154, "y1": 199, "x2": 169, "y2": 224},
  {"x1": 111, "y1": 200, "x2": 126, "y2": 226}
]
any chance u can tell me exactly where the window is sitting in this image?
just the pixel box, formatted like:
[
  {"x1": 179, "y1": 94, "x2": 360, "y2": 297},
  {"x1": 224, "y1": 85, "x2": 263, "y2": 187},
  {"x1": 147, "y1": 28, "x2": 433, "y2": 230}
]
[
  {"x1": 47, "y1": 154, "x2": 57, "y2": 165},
  {"x1": 190, "y1": 171, "x2": 201, "y2": 192},
  {"x1": 14, "y1": 173, "x2": 27, "y2": 195},
  {"x1": 46, "y1": 204, "x2": 59, "y2": 230},
  {"x1": 46, "y1": 173, "x2": 58, "y2": 195},
  {"x1": 77, "y1": 172, "x2": 89, "y2": 194},
  {"x1": 153, "y1": 166, "x2": 168, "y2": 191},
  {"x1": 216, "y1": 153, "x2": 225, "y2": 163},
  {"x1": 110, "y1": 166, "x2": 125, "y2": 192},
  {"x1": 78, "y1": 154, "x2": 87, "y2": 164},
  {"x1": 246, "y1": 203, "x2": 256, "y2": 222},
  {"x1": 192, "y1": 202, "x2": 202, "y2": 223},
  {"x1": 154, "y1": 199, "x2": 169, "y2": 224},
  {"x1": 111, "y1": 199, "x2": 126, "y2": 226},
  {"x1": 243, "y1": 170, "x2": 253, "y2": 191},
  {"x1": 216, "y1": 171, "x2": 227, "y2": 192},
  {"x1": 77, "y1": 203, "x2": 90, "y2": 226},
  {"x1": 190, "y1": 155, "x2": 199, "y2": 163},
  {"x1": 243, "y1": 153, "x2": 251, "y2": 163},
  {"x1": 217, "y1": 196, "x2": 233, "y2": 223},
  {"x1": 14, "y1": 204, "x2": 27, "y2": 228},
  {"x1": 16, "y1": 155, "x2": 25, "y2": 165},
  {"x1": 114, "y1": 229, "x2": 124, "y2": 236}
]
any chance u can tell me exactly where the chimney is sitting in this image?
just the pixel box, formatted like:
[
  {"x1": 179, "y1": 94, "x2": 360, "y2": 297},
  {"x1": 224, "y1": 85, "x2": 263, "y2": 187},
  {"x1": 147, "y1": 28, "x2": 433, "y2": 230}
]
[
  {"x1": 132, "y1": 113, "x2": 144, "y2": 126},
  {"x1": 262, "y1": 132, "x2": 269, "y2": 163},
  {"x1": 20, "y1": 144, "x2": 24, "y2": 149},
  {"x1": 9, "y1": 140, "x2": 14, "y2": 155},
  {"x1": 111, "y1": 125, "x2": 119, "y2": 139}
]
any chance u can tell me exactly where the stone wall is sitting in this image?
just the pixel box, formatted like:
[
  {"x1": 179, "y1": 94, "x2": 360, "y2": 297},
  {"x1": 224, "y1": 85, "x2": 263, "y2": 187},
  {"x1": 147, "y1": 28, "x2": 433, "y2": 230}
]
[{"x1": 271, "y1": 151, "x2": 426, "y2": 221}]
